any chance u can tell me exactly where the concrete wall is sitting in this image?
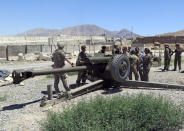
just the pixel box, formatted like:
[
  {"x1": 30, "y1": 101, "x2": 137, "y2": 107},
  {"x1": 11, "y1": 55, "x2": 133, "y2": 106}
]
[
  {"x1": 0, "y1": 44, "x2": 103, "y2": 58},
  {"x1": 0, "y1": 35, "x2": 106, "y2": 45},
  {"x1": 0, "y1": 46, "x2": 6, "y2": 58},
  {"x1": 7, "y1": 45, "x2": 26, "y2": 56},
  {"x1": 27, "y1": 45, "x2": 41, "y2": 53}
]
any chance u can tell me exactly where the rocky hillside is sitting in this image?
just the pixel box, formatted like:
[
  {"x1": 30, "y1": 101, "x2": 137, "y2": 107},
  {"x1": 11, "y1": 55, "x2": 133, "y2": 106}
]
[
  {"x1": 18, "y1": 24, "x2": 139, "y2": 38},
  {"x1": 159, "y1": 30, "x2": 184, "y2": 36},
  {"x1": 18, "y1": 28, "x2": 59, "y2": 36}
]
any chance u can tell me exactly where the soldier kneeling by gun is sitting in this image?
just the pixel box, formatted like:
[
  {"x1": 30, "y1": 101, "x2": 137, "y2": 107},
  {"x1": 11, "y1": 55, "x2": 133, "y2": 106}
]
[
  {"x1": 52, "y1": 42, "x2": 74, "y2": 94},
  {"x1": 76, "y1": 45, "x2": 87, "y2": 87}
]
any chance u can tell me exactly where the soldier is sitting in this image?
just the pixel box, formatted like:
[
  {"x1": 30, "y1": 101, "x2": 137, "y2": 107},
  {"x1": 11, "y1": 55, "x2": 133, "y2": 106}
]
[
  {"x1": 142, "y1": 48, "x2": 152, "y2": 81},
  {"x1": 135, "y1": 47, "x2": 144, "y2": 81},
  {"x1": 99, "y1": 45, "x2": 106, "y2": 54},
  {"x1": 129, "y1": 50, "x2": 139, "y2": 80},
  {"x1": 115, "y1": 47, "x2": 121, "y2": 54},
  {"x1": 122, "y1": 47, "x2": 129, "y2": 56},
  {"x1": 76, "y1": 45, "x2": 87, "y2": 87},
  {"x1": 162, "y1": 45, "x2": 171, "y2": 71},
  {"x1": 128, "y1": 47, "x2": 131, "y2": 53},
  {"x1": 52, "y1": 42, "x2": 74, "y2": 94},
  {"x1": 173, "y1": 43, "x2": 182, "y2": 71},
  {"x1": 112, "y1": 45, "x2": 117, "y2": 54}
]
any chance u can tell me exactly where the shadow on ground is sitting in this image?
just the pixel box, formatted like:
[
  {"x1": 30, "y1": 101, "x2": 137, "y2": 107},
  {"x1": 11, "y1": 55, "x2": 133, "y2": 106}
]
[
  {"x1": 101, "y1": 88, "x2": 122, "y2": 95},
  {"x1": 41, "y1": 90, "x2": 57, "y2": 95},
  {"x1": 0, "y1": 99, "x2": 41, "y2": 111}
]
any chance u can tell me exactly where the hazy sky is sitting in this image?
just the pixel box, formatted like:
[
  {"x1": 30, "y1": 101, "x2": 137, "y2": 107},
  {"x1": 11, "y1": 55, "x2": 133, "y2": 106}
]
[{"x1": 0, "y1": 0, "x2": 184, "y2": 36}]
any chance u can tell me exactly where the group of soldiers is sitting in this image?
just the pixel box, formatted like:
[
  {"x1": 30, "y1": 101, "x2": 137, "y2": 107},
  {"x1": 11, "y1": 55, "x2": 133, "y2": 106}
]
[
  {"x1": 99, "y1": 45, "x2": 152, "y2": 81},
  {"x1": 51, "y1": 42, "x2": 182, "y2": 95},
  {"x1": 163, "y1": 43, "x2": 182, "y2": 72}
]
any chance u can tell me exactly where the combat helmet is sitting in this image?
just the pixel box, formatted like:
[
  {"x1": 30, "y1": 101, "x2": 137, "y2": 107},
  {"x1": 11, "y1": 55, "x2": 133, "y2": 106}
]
[{"x1": 57, "y1": 42, "x2": 64, "y2": 48}]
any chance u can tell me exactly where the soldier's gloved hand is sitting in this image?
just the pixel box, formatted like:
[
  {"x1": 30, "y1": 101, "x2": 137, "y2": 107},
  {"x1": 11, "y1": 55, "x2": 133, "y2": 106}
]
[{"x1": 71, "y1": 63, "x2": 74, "y2": 67}]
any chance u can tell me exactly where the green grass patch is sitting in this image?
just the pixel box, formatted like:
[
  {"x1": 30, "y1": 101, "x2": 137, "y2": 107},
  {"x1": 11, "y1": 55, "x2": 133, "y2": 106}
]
[
  {"x1": 46, "y1": 74, "x2": 54, "y2": 79},
  {"x1": 66, "y1": 72, "x2": 78, "y2": 76},
  {"x1": 0, "y1": 95, "x2": 7, "y2": 102},
  {"x1": 41, "y1": 94, "x2": 184, "y2": 131},
  {"x1": 46, "y1": 72, "x2": 78, "y2": 79}
]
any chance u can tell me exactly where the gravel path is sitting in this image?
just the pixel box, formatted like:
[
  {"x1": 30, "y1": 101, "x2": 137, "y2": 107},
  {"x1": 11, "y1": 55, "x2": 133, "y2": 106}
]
[{"x1": 0, "y1": 62, "x2": 184, "y2": 131}]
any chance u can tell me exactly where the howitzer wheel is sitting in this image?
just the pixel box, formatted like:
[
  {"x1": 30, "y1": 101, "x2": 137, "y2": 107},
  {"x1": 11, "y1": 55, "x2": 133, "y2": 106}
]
[{"x1": 111, "y1": 54, "x2": 130, "y2": 82}]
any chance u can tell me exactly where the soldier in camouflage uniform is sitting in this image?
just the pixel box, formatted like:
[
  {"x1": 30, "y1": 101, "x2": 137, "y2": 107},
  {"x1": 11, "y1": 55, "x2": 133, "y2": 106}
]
[
  {"x1": 52, "y1": 42, "x2": 74, "y2": 94},
  {"x1": 76, "y1": 45, "x2": 87, "y2": 87},
  {"x1": 162, "y1": 45, "x2": 172, "y2": 71},
  {"x1": 115, "y1": 47, "x2": 121, "y2": 54},
  {"x1": 128, "y1": 47, "x2": 131, "y2": 53},
  {"x1": 122, "y1": 47, "x2": 129, "y2": 56},
  {"x1": 135, "y1": 47, "x2": 144, "y2": 81},
  {"x1": 173, "y1": 44, "x2": 182, "y2": 71},
  {"x1": 112, "y1": 45, "x2": 117, "y2": 54},
  {"x1": 99, "y1": 45, "x2": 106, "y2": 54},
  {"x1": 142, "y1": 48, "x2": 152, "y2": 81},
  {"x1": 129, "y1": 50, "x2": 139, "y2": 80}
]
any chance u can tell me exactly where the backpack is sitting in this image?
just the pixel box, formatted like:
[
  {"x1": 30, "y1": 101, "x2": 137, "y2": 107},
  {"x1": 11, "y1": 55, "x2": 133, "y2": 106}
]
[{"x1": 52, "y1": 50, "x2": 65, "y2": 67}]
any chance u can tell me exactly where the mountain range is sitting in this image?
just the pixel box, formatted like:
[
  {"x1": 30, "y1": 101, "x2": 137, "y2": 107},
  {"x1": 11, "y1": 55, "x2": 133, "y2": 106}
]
[
  {"x1": 18, "y1": 24, "x2": 184, "y2": 37},
  {"x1": 18, "y1": 24, "x2": 139, "y2": 38},
  {"x1": 159, "y1": 29, "x2": 184, "y2": 36}
]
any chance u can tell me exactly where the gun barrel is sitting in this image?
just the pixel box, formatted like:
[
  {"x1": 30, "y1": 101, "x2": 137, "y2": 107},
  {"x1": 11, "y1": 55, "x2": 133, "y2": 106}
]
[
  {"x1": 12, "y1": 66, "x2": 87, "y2": 84},
  {"x1": 32, "y1": 66, "x2": 87, "y2": 76}
]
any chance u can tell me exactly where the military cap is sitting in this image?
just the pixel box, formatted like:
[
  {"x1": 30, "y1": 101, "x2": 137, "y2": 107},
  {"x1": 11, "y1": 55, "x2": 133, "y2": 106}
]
[
  {"x1": 175, "y1": 43, "x2": 180, "y2": 47},
  {"x1": 165, "y1": 45, "x2": 169, "y2": 48},
  {"x1": 81, "y1": 45, "x2": 86, "y2": 49},
  {"x1": 57, "y1": 42, "x2": 64, "y2": 48}
]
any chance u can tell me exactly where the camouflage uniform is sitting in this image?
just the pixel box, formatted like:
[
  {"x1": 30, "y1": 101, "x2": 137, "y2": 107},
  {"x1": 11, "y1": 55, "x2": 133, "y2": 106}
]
[
  {"x1": 163, "y1": 45, "x2": 171, "y2": 71},
  {"x1": 135, "y1": 52, "x2": 144, "y2": 81},
  {"x1": 122, "y1": 47, "x2": 129, "y2": 56},
  {"x1": 142, "y1": 49, "x2": 152, "y2": 81},
  {"x1": 129, "y1": 54, "x2": 139, "y2": 80},
  {"x1": 115, "y1": 48, "x2": 121, "y2": 54},
  {"x1": 76, "y1": 50, "x2": 87, "y2": 86},
  {"x1": 52, "y1": 46, "x2": 70, "y2": 93},
  {"x1": 98, "y1": 46, "x2": 106, "y2": 54},
  {"x1": 173, "y1": 46, "x2": 182, "y2": 71},
  {"x1": 112, "y1": 45, "x2": 118, "y2": 54},
  {"x1": 112, "y1": 48, "x2": 116, "y2": 55}
]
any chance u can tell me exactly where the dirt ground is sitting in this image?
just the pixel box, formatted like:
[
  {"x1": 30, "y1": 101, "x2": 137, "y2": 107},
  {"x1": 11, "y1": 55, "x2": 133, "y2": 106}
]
[{"x1": 0, "y1": 61, "x2": 184, "y2": 131}]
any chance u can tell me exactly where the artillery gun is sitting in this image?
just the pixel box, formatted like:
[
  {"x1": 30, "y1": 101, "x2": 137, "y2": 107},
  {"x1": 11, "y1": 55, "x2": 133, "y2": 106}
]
[
  {"x1": 12, "y1": 54, "x2": 130, "y2": 87},
  {"x1": 12, "y1": 54, "x2": 184, "y2": 107}
]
